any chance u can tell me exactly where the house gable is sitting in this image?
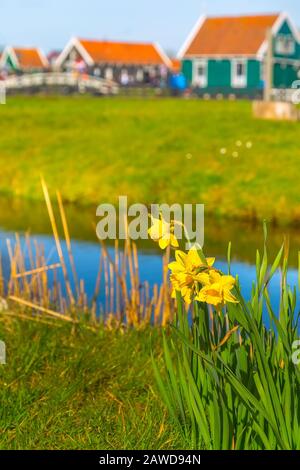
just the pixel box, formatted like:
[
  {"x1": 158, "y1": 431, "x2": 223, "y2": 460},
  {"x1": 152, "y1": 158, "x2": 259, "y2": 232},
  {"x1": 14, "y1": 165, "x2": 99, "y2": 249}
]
[
  {"x1": 56, "y1": 38, "x2": 172, "y2": 69},
  {"x1": 273, "y1": 19, "x2": 299, "y2": 60},
  {"x1": 6, "y1": 54, "x2": 17, "y2": 69},
  {"x1": 0, "y1": 46, "x2": 48, "y2": 71},
  {"x1": 178, "y1": 14, "x2": 281, "y2": 59},
  {"x1": 0, "y1": 47, "x2": 19, "y2": 70},
  {"x1": 256, "y1": 12, "x2": 300, "y2": 58},
  {"x1": 55, "y1": 38, "x2": 94, "y2": 70}
]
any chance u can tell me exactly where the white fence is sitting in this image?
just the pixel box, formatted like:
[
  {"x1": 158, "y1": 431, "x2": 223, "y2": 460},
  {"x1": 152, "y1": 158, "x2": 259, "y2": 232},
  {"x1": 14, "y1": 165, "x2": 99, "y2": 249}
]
[
  {"x1": 0, "y1": 81, "x2": 5, "y2": 104},
  {"x1": 271, "y1": 85, "x2": 300, "y2": 104},
  {"x1": 2, "y1": 73, "x2": 119, "y2": 95}
]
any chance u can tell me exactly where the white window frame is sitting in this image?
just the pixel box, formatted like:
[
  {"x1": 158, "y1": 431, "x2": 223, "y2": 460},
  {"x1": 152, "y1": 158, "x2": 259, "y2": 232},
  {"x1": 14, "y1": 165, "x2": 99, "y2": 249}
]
[
  {"x1": 105, "y1": 67, "x2": 113, "y2": 80},
  {"x1": 193, "y1": 59, "x2": 207, "y2": 87},
  {"x1": 275, "y1": 36, "x2": 285, "y2": 55},
  {"x1": 136, "y1": 68, "x2": 144, "y2": 82},
  {"x1": 231, "y1": 59, "x2": 247, "y2": 88},
  {"x1": 275, "y1": 34, "x2": 295, "y2": 56}
]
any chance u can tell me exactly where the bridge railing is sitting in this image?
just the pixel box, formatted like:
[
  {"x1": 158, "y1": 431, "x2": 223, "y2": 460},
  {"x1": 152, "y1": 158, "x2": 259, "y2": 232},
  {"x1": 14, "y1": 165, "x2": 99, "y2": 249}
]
[{"x1": 2, "y1": 73, "x2": 119, "y2": 95}]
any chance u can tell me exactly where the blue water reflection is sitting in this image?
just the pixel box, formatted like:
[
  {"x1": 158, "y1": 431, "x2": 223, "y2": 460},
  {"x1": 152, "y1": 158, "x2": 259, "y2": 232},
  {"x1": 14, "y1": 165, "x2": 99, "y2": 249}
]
[{"x1": 1, "y1": 228, "x2": 298, "y2": 322}]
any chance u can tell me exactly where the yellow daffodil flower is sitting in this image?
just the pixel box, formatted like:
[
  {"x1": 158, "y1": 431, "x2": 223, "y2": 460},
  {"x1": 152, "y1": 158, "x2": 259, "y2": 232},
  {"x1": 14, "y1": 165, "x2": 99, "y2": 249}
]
[
  {"x1": 196, "y1": 271, "x2": 238, "y2": 307},
  {"x1": 148, "y1": 216, "x2": 179, "y2": 250},
  {"x1": 168, "y1": 248, "x2": 215, "y2": 275},
  {"x1": 170, "y1": 273, "x2": 194, "y2": 304},
  {"x1": 168, "y1": 248, "x2": 215, "y2": 304}
]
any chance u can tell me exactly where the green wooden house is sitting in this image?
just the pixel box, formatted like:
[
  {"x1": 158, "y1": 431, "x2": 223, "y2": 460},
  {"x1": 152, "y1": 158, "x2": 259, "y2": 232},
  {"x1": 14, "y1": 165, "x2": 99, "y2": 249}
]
[{"x1": 178, "y1": 12, "x2": 300, "y2": 98}]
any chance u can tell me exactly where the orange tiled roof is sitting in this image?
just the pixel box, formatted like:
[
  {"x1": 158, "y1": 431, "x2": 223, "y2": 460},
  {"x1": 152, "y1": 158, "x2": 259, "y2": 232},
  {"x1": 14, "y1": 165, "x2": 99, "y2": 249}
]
[
  {"x1": 78, "y1": 39, "x2": 170, "y2": 66},
  {"x1": 13, "y1": 47, "x2": 47, "y2": 69},
  {"x1": 184, "y1": 14, "x2": 280, "y2": 56}
]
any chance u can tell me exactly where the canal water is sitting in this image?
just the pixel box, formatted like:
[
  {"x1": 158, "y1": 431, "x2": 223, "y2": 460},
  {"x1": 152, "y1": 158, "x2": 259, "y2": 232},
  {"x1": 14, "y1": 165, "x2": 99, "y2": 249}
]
[{"x1": 0, "y1": 197, "x2": 299, "y2": 316}]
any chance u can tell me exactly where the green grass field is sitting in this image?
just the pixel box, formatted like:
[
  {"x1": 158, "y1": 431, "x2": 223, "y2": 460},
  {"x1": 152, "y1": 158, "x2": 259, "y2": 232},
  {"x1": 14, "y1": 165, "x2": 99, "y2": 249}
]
[
  {"x1": 0, "y1": 318, "x2": 185, "y2": 450},
  {"x1": 1, "y1": 96, "x2": 300, "y2": 224},
  {"x1": 1, "y1": 97, "x2": 300, "y2": 450}
]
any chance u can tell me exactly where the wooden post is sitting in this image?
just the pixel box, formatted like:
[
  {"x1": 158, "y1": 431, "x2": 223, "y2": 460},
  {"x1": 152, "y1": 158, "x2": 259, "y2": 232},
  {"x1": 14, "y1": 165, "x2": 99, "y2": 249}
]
[
  {"x1": 254, "y1": 28, "x2": 298, "y2": 120},
  {"x1": 264, "y1": 28, "x2": 273, "y2": 102}
]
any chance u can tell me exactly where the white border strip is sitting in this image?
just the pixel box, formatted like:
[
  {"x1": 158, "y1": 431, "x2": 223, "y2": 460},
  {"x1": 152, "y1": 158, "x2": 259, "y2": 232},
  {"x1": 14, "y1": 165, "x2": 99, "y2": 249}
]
[
  {"x1": 55, "y1": 37, "x2": 94, "y2": 69},
  {"x1": 177, "y1": 14, "x2": 206, "y2": 59}
]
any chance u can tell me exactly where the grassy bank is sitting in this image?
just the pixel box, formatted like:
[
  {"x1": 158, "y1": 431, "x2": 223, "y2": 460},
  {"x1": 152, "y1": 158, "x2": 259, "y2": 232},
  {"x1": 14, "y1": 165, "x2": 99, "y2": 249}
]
[
  {"x1": 1, "y1": 96, "x2": 300, "y2": 224},
  {"x1": 0, "y1": 318, "x2": 185, "y2": 450}
]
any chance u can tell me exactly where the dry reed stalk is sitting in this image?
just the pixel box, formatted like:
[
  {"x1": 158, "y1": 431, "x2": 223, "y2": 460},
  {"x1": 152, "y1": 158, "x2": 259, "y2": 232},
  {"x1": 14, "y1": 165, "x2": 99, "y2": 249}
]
[
  {"x1": 56, "y1": 190, "x2": 80, "y2": 299},
  {"x1": 84, "y1": 292, "x2": 88, "y2": 313},
  {"x1": 14, "y1": 233, "x2": 31, "y2": 297},
  {"x1": 28, "y1": 240, "x2": 49, "y2": 307},
  {"x1": 62, "y1": 297, "x2": 68, "y2": 315},
  {"x1": 57, "y1": 283, "x2": 64, "y2": 313},
  {"x1": 1, "y1": 181, "x2": 174, "y2": 329},
  {"x1": 13, "y1": 263, "x2": 61, "y2": 278},
  {"x1": 120, "y1": 244, "x2": 128, "y2": 303},
  {"x1": 101, "y1": 235, "x2": 153, "y2": 325},
  {"x1": 41, "y1": 256, "x2": 49, "y2": 307},
  {"x1": 0, "y1": 253, "x2": 4, "y2": 296},
  {"x1": 103, "y1": 250, "x2": 109, "y2": 315},
  {"x1": 9, "y1": 295, "x2": 75, "y2": 323},
  {"x1": 115, "y1": 240, "x2": 121, "y2": 319},
  {"x1": 81, "y1": 280, "x2": 88, "y2": 313},
  {"x1": 132, "y1": 243, "x2": 141, "y2": 315},
  {"x1": 100, "y1": 239, "x2": 129, "y2": 308},
  {"x1": 40, "y1": 243, "x2": 49, "y2": 304},
  {"x1": 25, "y1": 233, "x2": 39, "y2": 301},
  {"x1": 33, "y1": 240, "x2": 44, "y2": 304},
  {"x1": 52, "y1": 266, "x2": 58, "y2": 307},
  {"x1": 79, "y1": 279, "x2": 85, "y2": 310},
  {"x1": 25, "y1": 232, "x2": 35, "y2": 270},
  {"x1": 91, "y1": 251, "x2": 103, "y2": 323},
  {"x1": 1, "y1": 310, "x2": 63, "y2": 327},
  {"x1": 126, "y1": 239, "x2": 139, "y2": 326},
  {"x1": 6, "y1": 239, "x2": 17, "y2": 296},
  {"x1": 41, "y1": 177, "x2": 75, "y2": 308},
  {"x1": 109, "y1": 262, "x2": 114, "y2": 313},
  {"x1": 121, "y1": 214, "x2": 130, "y2": 318},
  {"x1": 143, "y1": 287, "x2": 155, "y2": 325},
  {"x1": 145, "y1": 281, "x2": 150, "y2": 310}
]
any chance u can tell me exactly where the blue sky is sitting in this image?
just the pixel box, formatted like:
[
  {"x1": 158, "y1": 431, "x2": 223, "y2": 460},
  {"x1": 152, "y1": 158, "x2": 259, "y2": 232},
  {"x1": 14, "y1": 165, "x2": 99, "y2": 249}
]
[{"x1": 0, "y1": 0, "x2": 299, "y2": 54}]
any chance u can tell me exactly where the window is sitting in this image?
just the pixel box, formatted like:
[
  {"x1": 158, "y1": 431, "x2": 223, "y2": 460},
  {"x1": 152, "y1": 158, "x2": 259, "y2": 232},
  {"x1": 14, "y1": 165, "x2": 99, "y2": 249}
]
[
  {"x1": 193, "y1": 60, "x2": 207, "y2": 87},
  {"x1": 93, "y1": 67, "x2": 101, "y2": 77},
  {"x1": 236, "y1": 63, "x2": 245, "y2": 77},
  {"x1": 120, "y1": 69, "x2": 129, "y2": 86},
  {"x1": 105, "y1": 67, "x2": 113, "y2": 80},
  {"x1": 136, "y1": 69, "x2": 144, "y2": 82},
  {"x1": 69, "y1": 48, "x2": 78, "y2": 61},
  {"x1": 232, "y1": 59, "x2": 247, "y2": 88},
  {"x1": 275, "y1": 35, "x2": 295, "y2": 55}
]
